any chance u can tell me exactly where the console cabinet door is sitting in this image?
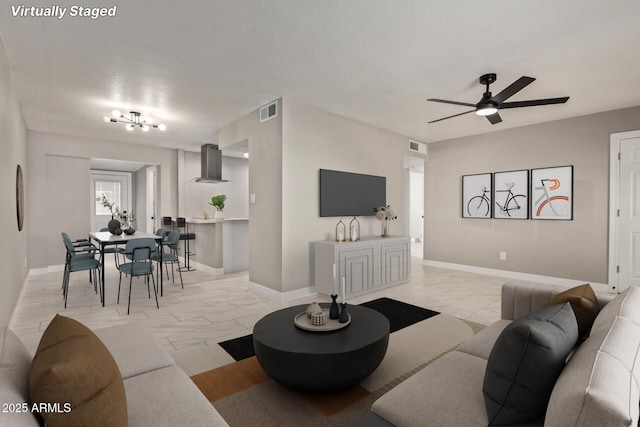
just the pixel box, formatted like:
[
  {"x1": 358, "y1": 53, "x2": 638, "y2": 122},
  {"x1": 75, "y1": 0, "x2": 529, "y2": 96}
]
[
  {"x1": 338, "y1": 246, "x2": 376, "y2": 293},
  {"x1": 379, "y1": 240, "x2": 410, "y2": 286}
]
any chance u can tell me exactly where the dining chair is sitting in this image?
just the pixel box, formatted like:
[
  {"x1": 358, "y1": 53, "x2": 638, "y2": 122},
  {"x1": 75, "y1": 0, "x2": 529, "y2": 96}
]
[
  {"x1": 99, "y1": 227, "x2": 125, "y2": 266},
  {"x1": 117, "y1": 238, "x2": 159, "y2": 315},
  {"x1": 61, "y1": 233, "x2": 101, "y2": 308},
  {"x1": 152, "y1": 230, "x2": 184, "y2": 289}
]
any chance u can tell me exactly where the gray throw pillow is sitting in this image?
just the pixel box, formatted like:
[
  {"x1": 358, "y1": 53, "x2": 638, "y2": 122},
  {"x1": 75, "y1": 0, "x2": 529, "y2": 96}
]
[{"x1": 483, "y1": 302, "x2": 578, "y2": 426}]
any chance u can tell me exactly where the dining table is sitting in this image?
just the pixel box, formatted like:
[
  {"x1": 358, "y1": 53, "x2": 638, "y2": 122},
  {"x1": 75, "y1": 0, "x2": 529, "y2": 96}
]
[{"x1": 89, "y1": 231, "x2": 164, "y2": 307}]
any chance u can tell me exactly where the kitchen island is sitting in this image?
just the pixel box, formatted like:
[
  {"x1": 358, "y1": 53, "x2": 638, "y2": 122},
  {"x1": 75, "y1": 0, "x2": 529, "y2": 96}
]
[{"x1": 179, "y1": 218, "x2": 248, "y2": 275}]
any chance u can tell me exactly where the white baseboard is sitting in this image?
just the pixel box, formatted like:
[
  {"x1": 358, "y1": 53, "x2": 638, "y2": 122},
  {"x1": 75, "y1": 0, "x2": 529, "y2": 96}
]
[
  {"x1": 181, "y1": 259, "x2": 224, "y2": 276},
  {"x1": 248, "y1": 281, "x2": 316, "y2": 302},
  {"x1": 423, "y1": 260, "x2": 612, "y2": 293},
  {"x1": 29, "y1": 265, "x2": 64, "y2": 275}
]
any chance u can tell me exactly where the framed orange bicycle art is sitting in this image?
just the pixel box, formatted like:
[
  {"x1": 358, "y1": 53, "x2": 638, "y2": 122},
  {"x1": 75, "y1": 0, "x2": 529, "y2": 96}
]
[{"x1": 531, "y1": 165, "x2": 573, "y2": 220}]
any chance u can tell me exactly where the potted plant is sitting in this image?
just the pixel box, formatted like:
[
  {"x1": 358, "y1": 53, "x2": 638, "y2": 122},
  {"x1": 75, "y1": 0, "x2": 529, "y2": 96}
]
[{"x1": 209, "y1": 194, "x2": 227, "y2": 219}]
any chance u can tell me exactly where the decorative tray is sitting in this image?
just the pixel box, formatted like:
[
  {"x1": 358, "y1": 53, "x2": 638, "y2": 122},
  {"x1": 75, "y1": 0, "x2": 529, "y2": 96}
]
[{"x1": 293, "y1": 309, "x2": 351, "y2": 332}]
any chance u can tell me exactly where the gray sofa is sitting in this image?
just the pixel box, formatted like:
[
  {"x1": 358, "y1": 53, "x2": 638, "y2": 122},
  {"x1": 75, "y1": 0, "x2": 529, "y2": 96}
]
[
  {"x1": 353, "y1": 280, "x2": 638, "y2": 427},
  {"x1": 0, "y1": 321, "x2": 228, "y2": 426}
]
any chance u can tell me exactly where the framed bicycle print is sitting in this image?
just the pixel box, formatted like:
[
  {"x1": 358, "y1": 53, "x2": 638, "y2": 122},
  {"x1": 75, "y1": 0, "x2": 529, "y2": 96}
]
[
  {"x1": 531, "y1": 165, "x2": 573, "y2": 220},
  {"x1": 492, "y1": 170, "x2": 529, "y2": 219},
  {"x1": 462, "y1": 173, "x2": 492, "y2": 218}
]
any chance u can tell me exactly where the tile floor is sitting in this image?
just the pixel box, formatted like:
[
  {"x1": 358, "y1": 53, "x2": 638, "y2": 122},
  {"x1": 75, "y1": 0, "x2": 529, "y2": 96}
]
[{"x1": 10, "y1": 244, "x2": 507, "y2": 374}]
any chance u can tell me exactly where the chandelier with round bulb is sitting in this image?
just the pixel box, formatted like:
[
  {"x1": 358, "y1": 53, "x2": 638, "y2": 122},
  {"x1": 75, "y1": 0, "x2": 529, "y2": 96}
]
[{"x1": 103, "y1": 110, "x2": 166, "y2": 132}]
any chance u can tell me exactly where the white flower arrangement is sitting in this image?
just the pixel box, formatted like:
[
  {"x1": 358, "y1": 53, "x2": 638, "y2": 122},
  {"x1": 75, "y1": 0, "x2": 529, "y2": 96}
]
[
  {"x1": 100, "y1": 194, "x2": 135, "y2": 228},
  {"x1": 373, "y1": 205, "x2": 397, "y2": 221}
]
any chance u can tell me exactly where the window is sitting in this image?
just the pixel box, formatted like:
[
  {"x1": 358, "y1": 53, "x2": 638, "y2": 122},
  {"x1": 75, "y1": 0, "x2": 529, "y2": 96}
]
[{"x1": 95, "y1": 180, "x2": 122, "y2": 216}]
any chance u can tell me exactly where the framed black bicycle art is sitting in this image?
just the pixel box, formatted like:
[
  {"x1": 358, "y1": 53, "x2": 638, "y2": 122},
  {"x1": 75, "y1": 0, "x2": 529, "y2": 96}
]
[
  {"x1": 462, "y1": 173, "x2": 492, "y2": 218},
  {"x1": 492, "y1": 170, "x2": 529, "y2": 219}
]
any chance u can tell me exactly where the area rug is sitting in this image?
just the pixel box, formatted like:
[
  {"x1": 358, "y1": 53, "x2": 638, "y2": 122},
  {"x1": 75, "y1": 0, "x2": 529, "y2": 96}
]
[
  {"x1": 191, "y1": 300, "x2": 486, "y2": 427},
  {"x1": 217, "y1": 297, "x2": 440, "y2": 361}
]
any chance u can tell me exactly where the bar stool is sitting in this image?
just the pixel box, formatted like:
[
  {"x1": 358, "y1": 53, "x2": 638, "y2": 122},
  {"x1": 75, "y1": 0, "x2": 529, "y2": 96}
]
[
  {"x1": 176, "y1": 217, "x2": 196, "y2": 271},
  {"x1": 161, "y1": 217, "x2": 173, "y2": 234}
]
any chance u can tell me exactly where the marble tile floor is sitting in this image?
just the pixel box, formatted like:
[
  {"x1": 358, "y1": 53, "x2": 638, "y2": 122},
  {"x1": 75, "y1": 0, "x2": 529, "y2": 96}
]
[{"x1": 10, "y1": 253, "x2": 506, "y2": 375}]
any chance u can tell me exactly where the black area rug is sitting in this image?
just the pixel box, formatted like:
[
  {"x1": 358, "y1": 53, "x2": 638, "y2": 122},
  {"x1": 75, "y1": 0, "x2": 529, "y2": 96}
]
[
  {"x1": 359, "y1": 297, "x2": 439, "y2": 333},
  {"x1": 218, "y1": 334, "x2": 256, "y2": 362},
  {"x1": 218, "y1": 297, "x2": 440, "y2": 361}
]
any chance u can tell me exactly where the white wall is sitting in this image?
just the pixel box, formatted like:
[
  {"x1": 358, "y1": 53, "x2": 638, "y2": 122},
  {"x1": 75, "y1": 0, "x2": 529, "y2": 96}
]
[
  {"x1": 182, "y1": 151, "x2": 249, "y2": 219},
  {"x1": 0, "y1": 39, "x2": 28, "y2": 328},
  {"x1": 27, "y1": 131, "x2": 179, "y2": 268}
]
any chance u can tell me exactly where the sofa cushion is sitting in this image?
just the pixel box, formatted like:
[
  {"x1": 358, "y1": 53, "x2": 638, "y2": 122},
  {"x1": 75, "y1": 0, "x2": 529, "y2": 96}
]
[
  {"x1": 545, "y1": 315, "x2": 640, "y2": 427},
  {"x1": 94, "y1": 321, "x2": 175, "y2": 379},
  {"x1": 483, "y1": 303, "x2": 578, "y2": 426},
  {"x1": 29, "y1": 314, "x2": 128, "y2": 426},
  {"x1": 0, "y1": 328, "x2": 40, "y2": 427},
  {"x1": 456, "y1": 319, "x2": 511, "y2": 360},
  {"x1": 591, "y1": 286, "x2": 640, "y2": 333},
  {"x1": 544, "y1": 283, "x2": 599, "y2": 338},
  {"x1": 373, "y1": 351, "x2": 492, "y2": 426},
  {"x1": 123, "y1": 365, "x2": 229, "y2": 426}
]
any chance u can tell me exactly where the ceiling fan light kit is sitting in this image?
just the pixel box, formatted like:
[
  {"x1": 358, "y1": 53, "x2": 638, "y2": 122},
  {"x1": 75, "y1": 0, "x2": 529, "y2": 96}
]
[
  {"x1": 428, "y1": 73, "x2": 569, "y2": 125},
  {"x1": 103, "y1": 110, "x2": 166, "y2": 132}
]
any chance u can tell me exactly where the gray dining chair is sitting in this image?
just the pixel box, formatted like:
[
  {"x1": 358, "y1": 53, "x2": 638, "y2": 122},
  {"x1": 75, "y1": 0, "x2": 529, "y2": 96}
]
[
  {"x1": 152, "y1": 230, "x2": 183, "y2": 289},
  {"x1": 117, "y1": 238, "x2": 159, "y2": 314},
  {"x1": 61, "y1": 233, "x2": 101, "y2": 308}
]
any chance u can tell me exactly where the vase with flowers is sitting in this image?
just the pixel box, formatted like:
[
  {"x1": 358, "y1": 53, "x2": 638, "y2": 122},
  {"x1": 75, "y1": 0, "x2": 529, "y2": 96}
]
[
  {"x1": 100, "y1": 194, "x2": 135, "y2": 233},
  {"x1": 374, "y1": 205, "x2": 397, "y2": 237}
]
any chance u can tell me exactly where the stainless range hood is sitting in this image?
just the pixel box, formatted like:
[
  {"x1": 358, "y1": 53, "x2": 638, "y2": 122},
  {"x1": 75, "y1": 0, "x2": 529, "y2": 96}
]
[{"x1": 195, "y1": 144, "x2": 230, "y2": 183}]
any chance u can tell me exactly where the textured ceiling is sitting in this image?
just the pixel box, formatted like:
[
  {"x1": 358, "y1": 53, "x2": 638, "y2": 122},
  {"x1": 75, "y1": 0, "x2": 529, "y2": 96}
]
[{"x1": 1, "y1": 0, "x2": 639, "y2": 151}]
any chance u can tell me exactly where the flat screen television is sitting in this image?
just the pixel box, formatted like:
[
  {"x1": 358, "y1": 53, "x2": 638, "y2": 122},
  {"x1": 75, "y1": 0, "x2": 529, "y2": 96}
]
[{"x1": 319, "y1": 169, "x2": 386, "y2": 217}]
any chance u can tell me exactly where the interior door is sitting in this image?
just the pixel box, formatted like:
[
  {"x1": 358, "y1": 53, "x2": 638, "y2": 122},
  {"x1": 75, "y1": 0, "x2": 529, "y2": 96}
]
[
  {"x1": 616, "y1": 135, "x2": 640, "y2": 291},
  {"x1": 90, "y1": 172, "x2": 131, "y2": 231}
]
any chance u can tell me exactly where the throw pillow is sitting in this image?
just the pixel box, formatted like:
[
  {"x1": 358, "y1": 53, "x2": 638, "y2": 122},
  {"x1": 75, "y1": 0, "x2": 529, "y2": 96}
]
[
  {"x1": 483, "y1": 303, "x2": 578, "y2": 426},
  {"x1": 29, "y1": 314, "x2": 128, "y2": 427},
  {"x1": 545, "y1": 283, "x2": 600, "y2": 338}
]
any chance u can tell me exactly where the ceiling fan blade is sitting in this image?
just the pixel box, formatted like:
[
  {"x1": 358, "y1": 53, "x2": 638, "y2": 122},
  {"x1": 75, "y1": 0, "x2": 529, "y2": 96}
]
[
  {"x1": 500, "y1": 97, "x2": 570, "y2": 109},
  {"x1": 491, "y1": 76, "x2": 535, "y2": 104},
  {"x1": 428, "y1": 109, "x2": 475, "y2": 123},
  {"x1": 486, "y1": 112, "x2": 502, "y2": 125},
  {"x1": 427, "y1": 98, "x2": 476, "y2": 108}
]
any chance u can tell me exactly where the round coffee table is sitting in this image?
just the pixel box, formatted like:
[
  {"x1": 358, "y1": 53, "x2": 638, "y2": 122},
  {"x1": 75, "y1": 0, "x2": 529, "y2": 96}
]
[{"x1": 253, "y1": 303, "x2": 390, "y2": 393}]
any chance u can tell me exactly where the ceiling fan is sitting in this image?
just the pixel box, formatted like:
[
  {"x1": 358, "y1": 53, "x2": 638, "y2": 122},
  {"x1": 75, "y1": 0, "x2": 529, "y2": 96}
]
[{"x1": 427, "y1": 73, "x2": 569, "y2": 125}]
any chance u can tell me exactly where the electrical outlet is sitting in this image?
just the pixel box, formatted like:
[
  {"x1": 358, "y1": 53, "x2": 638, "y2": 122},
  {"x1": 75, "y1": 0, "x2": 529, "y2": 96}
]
[{"x1": 499, "y1": 252, "x2": 507, "y2": 261}]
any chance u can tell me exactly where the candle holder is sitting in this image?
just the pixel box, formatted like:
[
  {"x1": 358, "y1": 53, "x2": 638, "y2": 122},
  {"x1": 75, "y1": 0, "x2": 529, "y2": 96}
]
[
  {"x1": 339, "y1": 303, "x2": 349, "y2": 323},
  {"x1": 329, "y1": 294, "x2": 339, "y2": 319}
]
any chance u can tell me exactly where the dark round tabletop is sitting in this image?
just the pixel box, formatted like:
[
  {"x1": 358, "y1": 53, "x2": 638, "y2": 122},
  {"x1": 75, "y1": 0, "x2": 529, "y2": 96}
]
[{"x1": 253, "y1": 303, "x2": 390, "y2": 393}]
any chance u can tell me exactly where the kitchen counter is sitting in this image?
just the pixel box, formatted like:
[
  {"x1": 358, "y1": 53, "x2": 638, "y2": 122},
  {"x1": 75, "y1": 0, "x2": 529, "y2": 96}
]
[
  {"x1": 188, "y1": 217, "x2": 249, "y2": 224},
  {"x1": 168, "y1": 218, "x2": 248, "y2": 274}
]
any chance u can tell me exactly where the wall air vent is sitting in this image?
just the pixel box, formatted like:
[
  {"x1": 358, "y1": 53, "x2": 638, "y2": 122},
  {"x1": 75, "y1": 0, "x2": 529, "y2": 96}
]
[
  {"x1": 409, "y1": 139, "x2": 427, "y2": 155},
  {"x1": 259, "y1": 100, "x2": 278, "y2": 123}
]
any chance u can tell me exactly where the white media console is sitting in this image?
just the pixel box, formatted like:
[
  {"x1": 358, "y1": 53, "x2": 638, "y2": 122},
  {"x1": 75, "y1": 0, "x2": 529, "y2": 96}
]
[{"x1": 314, "y1": 235, "x2": 411, "y2": 298}]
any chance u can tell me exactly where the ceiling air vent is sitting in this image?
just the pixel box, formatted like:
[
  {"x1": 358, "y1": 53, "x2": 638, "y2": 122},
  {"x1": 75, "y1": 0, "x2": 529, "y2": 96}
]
[
  {"x1": 409, "y1": 139, "x2": 427, "y2": 155},
  {"x1": 259, "y1": 100, "x2": 278, "y2": 123}
]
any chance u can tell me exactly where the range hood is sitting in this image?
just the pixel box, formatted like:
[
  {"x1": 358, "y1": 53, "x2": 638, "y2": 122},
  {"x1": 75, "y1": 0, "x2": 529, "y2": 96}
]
[{"x1": 195, "y1": 144, "x2": 230, "y2": 183}]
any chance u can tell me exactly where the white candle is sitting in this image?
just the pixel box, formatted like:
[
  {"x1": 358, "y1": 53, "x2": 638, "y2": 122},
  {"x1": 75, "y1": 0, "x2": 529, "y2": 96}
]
[
  {"x1": 341, "y1": 277, "x2": 346, "y2": 304},
  {"x1": 332, "y1": 263, "x2": 337, "y2": 295}
]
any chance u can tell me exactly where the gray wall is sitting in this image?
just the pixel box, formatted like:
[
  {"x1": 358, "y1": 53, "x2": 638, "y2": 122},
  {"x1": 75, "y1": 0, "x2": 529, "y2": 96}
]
[
  {"x1": 0, "y1": 39, "x2": 28, "y2": 328},
  {"x1": 219, "y1": 99, "x2": 283, "y2": 292},
  {"x1": 183, "y1": 151, "x2": 249, "y2": 219},
  {"x1": 27, "y1": 131, "x2": 179, "y2": 268},
  {"x1": 282, "y1": 98, "x2": 417, "y2": 293},
  {"x1": 425, "y1": 106, "x2": 640, "y2": 283}
]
